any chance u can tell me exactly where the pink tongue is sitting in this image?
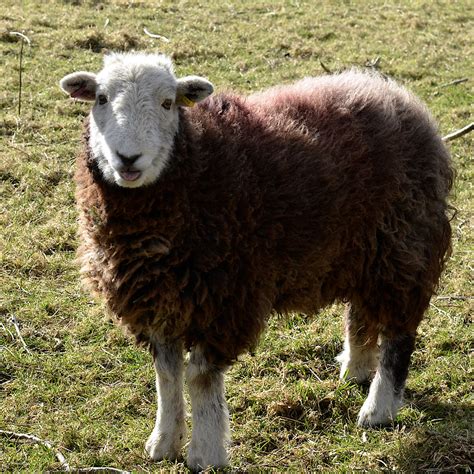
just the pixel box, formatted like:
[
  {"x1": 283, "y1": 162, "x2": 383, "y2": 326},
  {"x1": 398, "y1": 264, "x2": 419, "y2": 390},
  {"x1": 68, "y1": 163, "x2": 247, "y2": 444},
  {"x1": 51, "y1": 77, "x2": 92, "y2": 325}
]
[{"x1": 121, "y1": 170, "x2": 141, "y2": 181}]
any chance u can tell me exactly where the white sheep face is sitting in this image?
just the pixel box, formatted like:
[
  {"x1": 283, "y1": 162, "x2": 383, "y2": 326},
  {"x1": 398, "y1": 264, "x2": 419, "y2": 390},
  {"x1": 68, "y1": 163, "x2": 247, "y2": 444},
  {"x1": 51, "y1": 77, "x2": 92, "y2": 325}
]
[{"x1": 60, "y1": 53, "x2": 214, "y2": 188}]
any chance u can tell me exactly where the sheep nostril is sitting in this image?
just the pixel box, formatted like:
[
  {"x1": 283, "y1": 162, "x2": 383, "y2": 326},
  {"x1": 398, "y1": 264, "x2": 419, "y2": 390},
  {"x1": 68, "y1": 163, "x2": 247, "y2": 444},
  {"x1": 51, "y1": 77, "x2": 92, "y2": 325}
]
[{"x1": 117, "y1": 151, "x2": 142, "y2": 164}]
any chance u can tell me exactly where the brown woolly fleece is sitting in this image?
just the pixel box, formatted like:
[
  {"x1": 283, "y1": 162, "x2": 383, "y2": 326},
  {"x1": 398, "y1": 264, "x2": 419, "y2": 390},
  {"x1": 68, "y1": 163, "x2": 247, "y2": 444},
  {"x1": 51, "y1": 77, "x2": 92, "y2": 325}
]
[{"x1": 75, "y1": 70, "x2": 453, "y2": 367}]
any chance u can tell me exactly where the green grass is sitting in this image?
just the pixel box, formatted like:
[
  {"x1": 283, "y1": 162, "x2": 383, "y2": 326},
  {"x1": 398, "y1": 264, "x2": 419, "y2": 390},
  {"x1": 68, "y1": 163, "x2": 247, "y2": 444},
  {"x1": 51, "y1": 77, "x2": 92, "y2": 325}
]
[{"x1": 1, "y1": 0, "x2": 473, "y2": 471}]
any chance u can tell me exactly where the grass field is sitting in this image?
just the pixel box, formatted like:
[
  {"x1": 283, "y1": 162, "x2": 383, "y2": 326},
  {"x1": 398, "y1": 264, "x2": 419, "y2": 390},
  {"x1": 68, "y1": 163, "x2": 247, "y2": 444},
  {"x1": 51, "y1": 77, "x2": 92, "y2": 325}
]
[{"x1": 1, "y1": 0, "x2": 473, "y2": 471}]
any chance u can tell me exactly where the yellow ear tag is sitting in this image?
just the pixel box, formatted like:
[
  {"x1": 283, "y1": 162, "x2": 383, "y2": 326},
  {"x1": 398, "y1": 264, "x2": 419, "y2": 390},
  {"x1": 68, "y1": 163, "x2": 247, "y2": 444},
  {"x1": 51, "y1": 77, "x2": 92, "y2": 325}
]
[{"x1": 178, "y1": 95, "x2": 195, "y2": 107}]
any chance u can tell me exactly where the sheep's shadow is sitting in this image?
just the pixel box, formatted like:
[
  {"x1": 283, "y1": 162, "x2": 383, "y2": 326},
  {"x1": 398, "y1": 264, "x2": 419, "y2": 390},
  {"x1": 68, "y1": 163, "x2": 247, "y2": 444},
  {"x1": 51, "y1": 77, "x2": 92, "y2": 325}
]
[
  {"x1": 392, "y1": 394, "x2": 472, "y2": 471},
  {"x1": 251, "y1": 342, "x2": 472, "y2": 471}
]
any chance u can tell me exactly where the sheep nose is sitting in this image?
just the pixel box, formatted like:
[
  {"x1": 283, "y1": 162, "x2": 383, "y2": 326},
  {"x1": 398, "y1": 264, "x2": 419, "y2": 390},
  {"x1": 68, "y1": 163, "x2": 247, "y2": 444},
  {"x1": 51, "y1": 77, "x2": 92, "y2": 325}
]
[{"x1": 117, "y1": 151, "x2": 142, "y2": 165}]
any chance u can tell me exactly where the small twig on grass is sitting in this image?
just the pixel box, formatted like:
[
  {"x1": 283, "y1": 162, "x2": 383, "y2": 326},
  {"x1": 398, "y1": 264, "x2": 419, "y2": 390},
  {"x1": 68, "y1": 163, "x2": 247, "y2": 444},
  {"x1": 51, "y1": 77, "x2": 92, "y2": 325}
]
[
  {"x1": 1, "y1": 321, "x2": 16, "y2": 341},
  {"x1": 442, "y1": 122, "x2": 474, "y2": 142},
  {"x1": 440, "y1": 78, "x2": 468, "y2": 88},
  {"x1": 435, "y1": 295, "x2": 472, "y2": 301},
  {"x1": 143, "y1": 27, "x2": 170, "y2": 42},
  {"x1": 75, "y1": 468, "x2": 131, "y2": 473},
  {"x1": 9, "y1": 32, "x2": 31, "y2": 116},
  {"x1": 430, "y1": 302, "x2": 448, "y2": 316},
  {"x1": 9, "y1": 316, "x2": 32, "y2": 355},
  {"x1": 365, "y1": 56, "x2": 381, "y2": 69},
  {"x1": 0, "y1": 430, "x2": 70, "y2": 471},
  {"x1": 6, "y1": 143, "x2": 33, "y2": 159},
  {"x1": 319, "y1": 60, "x2": 332, "y2": 74},
  {"x1": 0, "y1": 430, "x2": 131, "y2": 473}
]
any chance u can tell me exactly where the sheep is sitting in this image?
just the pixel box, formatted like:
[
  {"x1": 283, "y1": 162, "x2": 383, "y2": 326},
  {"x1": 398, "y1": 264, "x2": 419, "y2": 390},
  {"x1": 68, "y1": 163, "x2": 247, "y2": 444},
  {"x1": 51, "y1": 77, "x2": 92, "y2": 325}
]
[{"x1": 59, "y1": 51, "x2": 453, "y2": 470}]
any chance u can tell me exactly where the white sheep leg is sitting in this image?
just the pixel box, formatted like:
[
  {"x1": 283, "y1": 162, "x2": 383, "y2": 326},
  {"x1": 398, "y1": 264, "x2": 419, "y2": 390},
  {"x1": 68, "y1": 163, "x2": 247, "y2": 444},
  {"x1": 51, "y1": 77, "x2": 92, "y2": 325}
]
[
  {"x1": 145, "y1": 339, "x2": 186, "y2": 461},
  {"x1": 337, "y1": 304, "x2": 379, "y2": 383},
  {"x1": 357, "y1": 367, "x2": 400, "y2": 426},
  {"x1": 357, "y1": 333, "x2": 415, "y2": 426},
  {"x1": 186, "y1": 346, "x2": 230, "y2": 471},
  {"x1": 337, "y1": 337, "x2": 379, "y2": 383}
]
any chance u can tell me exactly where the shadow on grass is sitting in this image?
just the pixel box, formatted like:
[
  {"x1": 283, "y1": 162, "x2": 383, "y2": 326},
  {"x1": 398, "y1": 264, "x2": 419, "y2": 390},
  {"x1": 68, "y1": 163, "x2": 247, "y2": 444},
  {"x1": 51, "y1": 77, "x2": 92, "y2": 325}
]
[{"x1": 395, "y1": 396, "x2": 472, "y2": 472}]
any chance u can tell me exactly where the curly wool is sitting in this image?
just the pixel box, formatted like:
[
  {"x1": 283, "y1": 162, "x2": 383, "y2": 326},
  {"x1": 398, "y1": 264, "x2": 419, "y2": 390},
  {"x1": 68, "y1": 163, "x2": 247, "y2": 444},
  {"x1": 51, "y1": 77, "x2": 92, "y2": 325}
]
[{"x1": 75, "y1": 70, "x2": 453, "y2": 366}]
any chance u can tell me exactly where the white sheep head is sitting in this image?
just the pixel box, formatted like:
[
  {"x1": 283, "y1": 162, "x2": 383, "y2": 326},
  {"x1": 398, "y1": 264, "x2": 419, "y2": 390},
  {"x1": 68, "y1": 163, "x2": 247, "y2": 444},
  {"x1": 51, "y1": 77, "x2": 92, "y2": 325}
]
[{"x1": 60, "y1": 52, "x2": 214, "y2": 188}]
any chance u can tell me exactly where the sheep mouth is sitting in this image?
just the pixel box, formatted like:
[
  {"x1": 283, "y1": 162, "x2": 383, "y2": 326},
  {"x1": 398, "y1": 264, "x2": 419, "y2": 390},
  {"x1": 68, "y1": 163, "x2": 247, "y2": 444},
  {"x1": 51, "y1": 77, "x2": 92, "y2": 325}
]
[{"x1": 119, "y1": 170, "x2": 142, "y2": 182}]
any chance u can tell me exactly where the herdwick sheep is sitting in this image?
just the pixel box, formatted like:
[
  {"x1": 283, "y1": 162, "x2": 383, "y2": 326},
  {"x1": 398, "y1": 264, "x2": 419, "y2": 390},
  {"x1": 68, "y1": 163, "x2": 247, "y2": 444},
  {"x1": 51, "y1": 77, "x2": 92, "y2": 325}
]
[{"x1": 60, "y1": 52, "x2": 453, "y2": 470}]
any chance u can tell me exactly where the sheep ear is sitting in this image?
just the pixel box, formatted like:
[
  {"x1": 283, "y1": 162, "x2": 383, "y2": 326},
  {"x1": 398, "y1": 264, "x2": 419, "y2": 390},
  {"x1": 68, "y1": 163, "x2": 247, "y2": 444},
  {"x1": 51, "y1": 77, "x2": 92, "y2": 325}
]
[
  {"x1": 59, "y1": 71, "x2": 97, "y2": 101},
  {"x1": 176, "y1": 75, "x2": 214, "y2": 107}
]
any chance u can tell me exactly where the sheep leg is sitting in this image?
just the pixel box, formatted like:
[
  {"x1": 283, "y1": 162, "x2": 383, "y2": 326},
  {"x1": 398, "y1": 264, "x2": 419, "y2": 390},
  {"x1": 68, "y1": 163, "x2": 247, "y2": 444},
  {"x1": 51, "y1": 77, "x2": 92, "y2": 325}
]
[
  {"x1": 336, "y1": 304, "x2": 379, "y2": 383},
  {"x1": 186, "y1": 345, "x2": 230, "y2": 470},
  {"x1": 357, "y1": 332, "x2": 416, "y2": 426},
  {"x1": 145, "y1": 339, "x2": 186, "y2": 461}
]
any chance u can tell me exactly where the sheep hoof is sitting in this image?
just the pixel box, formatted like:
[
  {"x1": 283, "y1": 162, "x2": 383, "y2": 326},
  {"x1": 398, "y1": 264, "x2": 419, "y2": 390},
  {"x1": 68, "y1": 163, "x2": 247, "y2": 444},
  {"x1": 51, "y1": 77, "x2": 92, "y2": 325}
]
[
  {"x1": 336, "y1": 350, "x2": 376, "y2": 384},
  {"x1": 145, "y1": 427, "x2": 186, "y2": 461},
  {"x1": 187, "y1": 441, "x2": 228, "y2": 472},
  {"x1": 356, "y1": 395, "x2": 400, "y2": 427},
  {"x1": 357, "y1": 406, "x2": 393, "y2": 427}
]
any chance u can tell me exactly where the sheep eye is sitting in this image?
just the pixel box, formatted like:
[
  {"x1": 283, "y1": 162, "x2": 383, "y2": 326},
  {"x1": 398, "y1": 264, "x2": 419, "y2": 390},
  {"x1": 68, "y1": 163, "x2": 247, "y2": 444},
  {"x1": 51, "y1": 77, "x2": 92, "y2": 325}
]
[
  {"x1": 162, "y1": 99, "x2": 172, "y2": 110},
  {"x1": 97, "y1": 94, "x2": 108, "y2": 105}
]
